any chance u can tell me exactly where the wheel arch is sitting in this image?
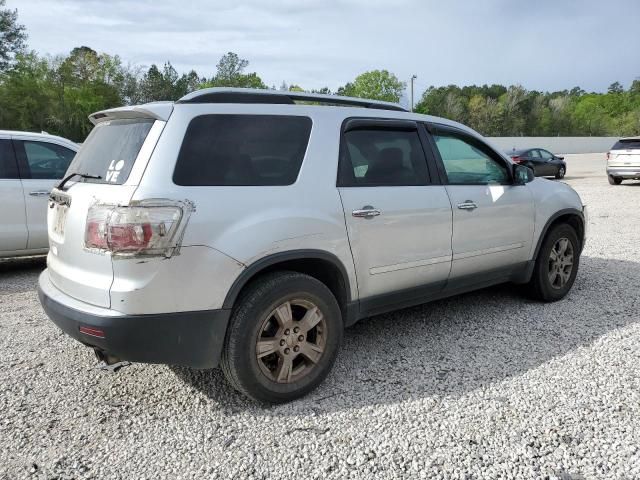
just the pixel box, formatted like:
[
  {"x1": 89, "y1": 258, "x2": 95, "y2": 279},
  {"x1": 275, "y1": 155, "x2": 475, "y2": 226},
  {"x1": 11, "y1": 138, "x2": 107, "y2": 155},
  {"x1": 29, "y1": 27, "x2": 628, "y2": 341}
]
[
  {"x1": 222, "y1": 250, "x2": 356, "y2": 326},
  {"x1": 533, "y1": 208, "x2": 585, "y2": 260}
]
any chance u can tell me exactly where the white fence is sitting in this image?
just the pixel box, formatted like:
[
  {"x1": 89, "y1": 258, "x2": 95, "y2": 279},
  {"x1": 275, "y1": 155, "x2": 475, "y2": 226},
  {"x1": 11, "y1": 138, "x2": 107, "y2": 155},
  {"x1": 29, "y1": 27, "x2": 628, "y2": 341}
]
[{"x1": 487, "y1": 137, "x2": 618, "y2": 154}]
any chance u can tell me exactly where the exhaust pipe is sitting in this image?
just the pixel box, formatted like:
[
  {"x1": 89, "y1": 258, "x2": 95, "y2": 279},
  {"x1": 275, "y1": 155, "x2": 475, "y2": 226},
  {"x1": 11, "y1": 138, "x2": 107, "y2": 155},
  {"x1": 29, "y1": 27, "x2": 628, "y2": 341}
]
[{"x1": 94, "y1": 349, "x2": 131, "y2": 372}]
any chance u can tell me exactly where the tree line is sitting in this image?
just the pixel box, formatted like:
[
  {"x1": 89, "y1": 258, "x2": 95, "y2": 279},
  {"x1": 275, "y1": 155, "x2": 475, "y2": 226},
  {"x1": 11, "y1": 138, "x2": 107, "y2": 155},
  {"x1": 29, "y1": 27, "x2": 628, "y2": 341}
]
[{"x1": 1, "y1": 0, "x2": 638, "y2": 142}]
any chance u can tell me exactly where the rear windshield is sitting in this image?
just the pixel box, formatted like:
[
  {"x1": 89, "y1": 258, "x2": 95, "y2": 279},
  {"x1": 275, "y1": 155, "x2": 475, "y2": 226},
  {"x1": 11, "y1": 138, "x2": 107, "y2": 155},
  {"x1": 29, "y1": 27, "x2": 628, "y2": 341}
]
[
  {"x1": 66, "y1": 118, "x2": 154, "y2": 185},
  {"x1": 173, "y1": 114, "x2": 312, "y2": 186},
  {"x1": 612, "y1": 139, "x2": 640, "y2": 150}
]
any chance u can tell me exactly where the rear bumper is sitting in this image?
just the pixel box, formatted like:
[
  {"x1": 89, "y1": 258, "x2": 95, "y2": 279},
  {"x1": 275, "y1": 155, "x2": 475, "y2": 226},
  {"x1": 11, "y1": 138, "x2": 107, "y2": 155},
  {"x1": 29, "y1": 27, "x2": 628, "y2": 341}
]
[
  {"x1": 607, "y1": 167, "x2": 640, "y2": 179},
  {"x1": 38, "y1": 270, "x2": 231, "y2": 369}
]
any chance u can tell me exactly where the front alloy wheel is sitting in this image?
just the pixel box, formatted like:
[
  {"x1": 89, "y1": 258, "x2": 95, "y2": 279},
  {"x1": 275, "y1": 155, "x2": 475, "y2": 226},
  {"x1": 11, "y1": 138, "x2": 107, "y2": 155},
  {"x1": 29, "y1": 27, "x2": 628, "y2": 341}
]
[
  {"x1": 555, "y1": 167, "x2": 565, "y2": 179},
  {"x1": 547, "y1": 237, "x2": 574, "y2": 289},
  {"x1": 527, "y1": 223, "x2": 580, "y2": 301}
]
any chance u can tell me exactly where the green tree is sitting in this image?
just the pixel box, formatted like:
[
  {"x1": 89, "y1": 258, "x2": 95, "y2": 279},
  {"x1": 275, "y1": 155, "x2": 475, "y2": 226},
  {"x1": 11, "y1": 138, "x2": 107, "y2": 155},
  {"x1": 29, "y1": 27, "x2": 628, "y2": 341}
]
[
  {"x1": 337, "y1": 70, "x2": 405, "y2": 102},
  {"x1": 573, "y1": 95, "x2": 608, "y2": 135},
  {"x1": 0, "y1": 52, "x2": 54, "y2": 131},
  {"x1": 467, "y1": 95, "x2": 502, "y2": 135},
  {"x1": 0, "y1": 0, "x2": 27, "y2": 72},
  {"x1": 50, "y1": 47, "x2": 125, "y2": 140},
  {"x1": 499, "y1": 85, "x2": 527, "y2": 135},
  {"x1": 608, "y1": 81, "x2": 623, "y2": 94},
  {"x1": 203, "y1": 52, "x2": 266, "y2": 89},
  {"x1": 138, "y1": 62, "x2": 201, "y2": 102}
]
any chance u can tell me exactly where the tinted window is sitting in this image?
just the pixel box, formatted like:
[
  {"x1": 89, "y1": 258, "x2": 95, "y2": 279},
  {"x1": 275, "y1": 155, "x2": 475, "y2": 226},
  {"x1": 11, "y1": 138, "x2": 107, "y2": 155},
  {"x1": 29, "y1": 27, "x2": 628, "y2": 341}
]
[
  {"x1": 433, "y1": 131, "x2": 510, "y2": 185},
  {"x1": 173, "y1": 115, "x2": 312, "y2": 186},
  {"x1": 612, "y1": 139, "x2": 640, "y2": 150},
  {"x1": 67, "y1": 119, "x2": 154, "y2": 185},
  {"x1": 21, "y1": 141, "x2": 76, "y2": 179},
  {"x1": 0, "y1": 139, "x2": 18, "y2": 179},
  {"x1": 338, "y1": 129, "x2": 428, "y2": 186},
  {"x1": 529, "y1": 149, "x2": 541, "y2": 158},
  {"x1": 539, "y1": 149, "x2": 553, "y2": 160}
]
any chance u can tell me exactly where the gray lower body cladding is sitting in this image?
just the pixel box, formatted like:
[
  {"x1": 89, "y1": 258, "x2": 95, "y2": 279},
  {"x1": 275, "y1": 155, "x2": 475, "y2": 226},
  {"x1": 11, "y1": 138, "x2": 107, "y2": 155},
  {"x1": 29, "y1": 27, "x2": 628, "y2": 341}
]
[{"x1": 38, "y1": 280, "x2": 230, "y2": 369}]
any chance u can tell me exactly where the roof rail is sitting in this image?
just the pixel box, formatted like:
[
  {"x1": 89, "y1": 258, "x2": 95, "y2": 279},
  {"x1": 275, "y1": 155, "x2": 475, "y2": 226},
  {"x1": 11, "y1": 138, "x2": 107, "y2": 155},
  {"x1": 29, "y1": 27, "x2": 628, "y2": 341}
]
[{"x1": 176, "y1": 87, "x2": 407, "y2": 112}]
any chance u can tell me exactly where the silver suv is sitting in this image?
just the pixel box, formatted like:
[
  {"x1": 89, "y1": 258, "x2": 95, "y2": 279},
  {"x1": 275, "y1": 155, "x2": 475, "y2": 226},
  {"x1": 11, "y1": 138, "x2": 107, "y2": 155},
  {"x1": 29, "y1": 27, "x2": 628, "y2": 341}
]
[
  {"x1": 38, "y1": 88, "x2": 587, "y2": 403},
  {"x1": 606, "y1": 137, "x2": 640, "y2": 185}
]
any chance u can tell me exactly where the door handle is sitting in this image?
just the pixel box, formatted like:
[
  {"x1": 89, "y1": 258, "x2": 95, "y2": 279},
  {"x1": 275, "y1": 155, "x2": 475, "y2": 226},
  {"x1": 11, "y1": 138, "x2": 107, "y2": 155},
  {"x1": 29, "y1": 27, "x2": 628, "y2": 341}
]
[
  {"x1": 352, "y1": 206, "x2": 381, "y2": 218},
  {"x1": 457, "y1": 201, "x2": 478, "y2": 211},
  {"x1": 29, "y1": 190, "x2": 50, "y2": 197}
]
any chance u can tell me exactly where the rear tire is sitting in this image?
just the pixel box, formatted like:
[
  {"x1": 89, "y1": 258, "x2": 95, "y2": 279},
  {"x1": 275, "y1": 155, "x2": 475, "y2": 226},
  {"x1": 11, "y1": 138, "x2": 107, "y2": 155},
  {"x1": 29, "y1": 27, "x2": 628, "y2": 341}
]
[
  {"x1": 608, "y1": 175, "x2": 622, "y2": 185},
  {"x1": 527, "y1": 224, "x2": 579, "y2": 302},
  {"x1": 220, "y1": 271, "x2": 343, "y2": 404}
]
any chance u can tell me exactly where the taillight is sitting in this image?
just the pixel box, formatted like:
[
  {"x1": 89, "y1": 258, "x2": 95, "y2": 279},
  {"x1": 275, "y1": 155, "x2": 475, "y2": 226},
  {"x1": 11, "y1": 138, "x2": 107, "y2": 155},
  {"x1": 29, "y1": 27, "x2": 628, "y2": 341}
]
[
  {"x1": 511, "y1": 156, "x2": 522, "y2": 163},
  {"x1": 84, "y1": 200, "x2": 193, "y2": 257}
]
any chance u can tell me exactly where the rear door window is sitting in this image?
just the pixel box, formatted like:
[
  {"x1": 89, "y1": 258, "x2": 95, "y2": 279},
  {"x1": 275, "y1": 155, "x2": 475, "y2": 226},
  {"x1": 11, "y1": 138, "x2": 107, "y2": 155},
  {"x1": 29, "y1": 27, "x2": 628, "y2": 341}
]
[
  {"x1": 0, "y1": 139, "x2": 19, "y2": 179},
  {"x1": 338, "y1": 128, "x2": 429, "y2": 186},
  {"x1": 17, "y1": 141, "x2": 76, "y2": 179},
  {"x1": 66, "y1": 118, "x2": 155, "y2": 185},
  {"x1": 173, "y1": 115, "x2": 312, "y2": 186}
]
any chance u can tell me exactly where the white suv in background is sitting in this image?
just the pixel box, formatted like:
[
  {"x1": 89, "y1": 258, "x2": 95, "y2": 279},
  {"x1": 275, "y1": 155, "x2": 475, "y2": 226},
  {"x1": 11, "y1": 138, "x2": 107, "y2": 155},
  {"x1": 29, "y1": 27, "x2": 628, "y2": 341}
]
[
  {"x1": 38, "y1": 89, "x2": 587, "y2": 403},
  {"x1": 0, "y1": 131, "x2": 78, "y2": 257},
  {"x1": 607, "y1": 137, "x2": 640, "y2": 184}
]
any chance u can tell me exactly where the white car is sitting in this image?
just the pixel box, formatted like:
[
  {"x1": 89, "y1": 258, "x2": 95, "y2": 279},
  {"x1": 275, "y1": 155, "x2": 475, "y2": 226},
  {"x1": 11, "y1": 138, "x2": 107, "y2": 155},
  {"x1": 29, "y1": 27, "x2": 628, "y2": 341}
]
[
  {"x1": 607, "y1": 137, "x2": 640, "y2": 184},
  {"x1": 0, "y1": 130, "x2": 78, "y2": 257}
]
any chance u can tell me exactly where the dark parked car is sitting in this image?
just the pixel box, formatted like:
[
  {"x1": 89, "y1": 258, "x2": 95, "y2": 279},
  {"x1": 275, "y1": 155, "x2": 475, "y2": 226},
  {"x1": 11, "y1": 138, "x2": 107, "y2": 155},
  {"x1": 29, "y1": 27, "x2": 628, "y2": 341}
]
[{"x1": 507, "y1": 148, "x2": 566, "y2": 179}]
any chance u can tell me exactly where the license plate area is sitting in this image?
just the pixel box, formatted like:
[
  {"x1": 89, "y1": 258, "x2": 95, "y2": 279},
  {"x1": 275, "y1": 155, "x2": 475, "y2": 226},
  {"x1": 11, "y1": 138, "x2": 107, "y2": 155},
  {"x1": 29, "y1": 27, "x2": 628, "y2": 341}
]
[
  {"x1": 48, "y1": 189, "x2": 72, "y2": 242},
  {"x1": 53, "y1": 203, "x2": 69, "y2": 237}
]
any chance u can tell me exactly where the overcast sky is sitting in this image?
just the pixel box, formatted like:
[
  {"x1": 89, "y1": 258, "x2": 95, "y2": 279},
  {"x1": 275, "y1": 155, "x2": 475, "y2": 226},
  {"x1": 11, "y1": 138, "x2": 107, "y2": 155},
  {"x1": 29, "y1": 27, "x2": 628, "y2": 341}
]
[{"x1": 10, "y1": 0, "x2": 640, "y2": 96}]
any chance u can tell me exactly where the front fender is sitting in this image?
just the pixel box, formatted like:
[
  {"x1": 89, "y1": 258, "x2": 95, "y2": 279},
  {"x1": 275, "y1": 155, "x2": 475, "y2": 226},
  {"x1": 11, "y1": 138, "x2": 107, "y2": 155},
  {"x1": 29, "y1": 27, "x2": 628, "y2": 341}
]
[{"x1": 527, "y1": 178, "x2": 585, "y2": 259}]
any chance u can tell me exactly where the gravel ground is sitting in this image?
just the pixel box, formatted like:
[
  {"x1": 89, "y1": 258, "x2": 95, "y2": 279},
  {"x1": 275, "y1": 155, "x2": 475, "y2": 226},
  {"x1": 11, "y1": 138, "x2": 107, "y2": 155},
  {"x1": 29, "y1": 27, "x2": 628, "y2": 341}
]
[{"x1": 1, "y1": 153, "x2": 639, "y2": 479}]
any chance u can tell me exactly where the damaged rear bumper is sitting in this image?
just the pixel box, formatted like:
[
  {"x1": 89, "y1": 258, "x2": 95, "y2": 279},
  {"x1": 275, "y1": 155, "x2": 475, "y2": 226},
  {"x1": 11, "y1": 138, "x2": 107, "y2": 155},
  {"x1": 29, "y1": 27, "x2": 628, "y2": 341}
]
[{"x1": 38, "y1": 270, "x2": 230, "y2": 369}]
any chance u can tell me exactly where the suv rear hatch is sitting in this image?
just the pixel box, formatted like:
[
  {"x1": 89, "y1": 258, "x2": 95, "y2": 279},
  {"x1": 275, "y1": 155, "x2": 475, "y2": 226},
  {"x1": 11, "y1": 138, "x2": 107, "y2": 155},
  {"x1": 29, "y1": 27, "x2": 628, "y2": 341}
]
[
  {"x1": 47, "y1": 104, "x2": 171, "y2": 308},
  {"x1": 608, "y1": 138, "x2": 640, "y2": 166}
]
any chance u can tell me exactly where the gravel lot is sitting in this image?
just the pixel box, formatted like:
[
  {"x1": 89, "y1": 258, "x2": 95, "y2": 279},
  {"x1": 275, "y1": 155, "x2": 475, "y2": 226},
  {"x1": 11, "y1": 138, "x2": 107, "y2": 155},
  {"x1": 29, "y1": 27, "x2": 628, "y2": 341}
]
[{"x1": 1, "y1": 153, "x2": 639, "y2": 479}]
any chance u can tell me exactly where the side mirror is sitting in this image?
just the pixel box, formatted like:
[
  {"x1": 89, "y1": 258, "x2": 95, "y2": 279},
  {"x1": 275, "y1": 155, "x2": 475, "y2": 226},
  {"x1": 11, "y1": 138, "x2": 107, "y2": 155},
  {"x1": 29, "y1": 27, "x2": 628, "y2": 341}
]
[
  {"x1": 556, "y1": 155, "x2": 564, "y2": 160},
  {"x1": 514, "y1": 164, "x2": 534, "y2": 185}
]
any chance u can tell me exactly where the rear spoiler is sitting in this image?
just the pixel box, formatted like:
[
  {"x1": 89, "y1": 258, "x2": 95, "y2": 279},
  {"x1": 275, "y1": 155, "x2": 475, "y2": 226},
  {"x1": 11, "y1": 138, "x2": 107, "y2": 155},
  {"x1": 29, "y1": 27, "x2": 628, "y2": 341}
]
[{"x1": 88, "y1": 102, "x2": 174, "y2": 125}]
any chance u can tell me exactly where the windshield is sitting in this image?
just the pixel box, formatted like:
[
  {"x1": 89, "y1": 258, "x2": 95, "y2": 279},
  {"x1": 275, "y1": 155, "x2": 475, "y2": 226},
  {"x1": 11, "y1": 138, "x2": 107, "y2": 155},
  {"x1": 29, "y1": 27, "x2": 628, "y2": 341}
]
[{"x1": 66, "y1": 118, "x2": 155, "y2": 185}]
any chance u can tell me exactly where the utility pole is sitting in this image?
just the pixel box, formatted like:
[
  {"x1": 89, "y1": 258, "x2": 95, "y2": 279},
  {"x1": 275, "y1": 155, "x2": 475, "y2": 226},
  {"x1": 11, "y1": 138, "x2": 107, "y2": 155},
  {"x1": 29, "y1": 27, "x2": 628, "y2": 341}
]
[{"x1": 410, "y1": 75, "x2": 417, "y2": 112}]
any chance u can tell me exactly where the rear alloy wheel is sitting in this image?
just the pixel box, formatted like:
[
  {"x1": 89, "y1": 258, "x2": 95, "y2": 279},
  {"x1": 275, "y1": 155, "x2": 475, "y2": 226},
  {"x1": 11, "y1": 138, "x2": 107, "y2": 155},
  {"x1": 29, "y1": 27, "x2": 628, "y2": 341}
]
[
  {"x1": 527, "y1": 223, "x2": 579, "y2": 301},
  {"x1": 608, "y1": 175, "x2": 623, "y2": 185},
  {"x1": 255, "y1": 299, "x2": 327, "y2": 384},
  {"x1": 555, "y1": 167, "x2": 565, "y2": 179},
  {"x1": 221, "y1": 271, "x2": 342, "y2": 403}
]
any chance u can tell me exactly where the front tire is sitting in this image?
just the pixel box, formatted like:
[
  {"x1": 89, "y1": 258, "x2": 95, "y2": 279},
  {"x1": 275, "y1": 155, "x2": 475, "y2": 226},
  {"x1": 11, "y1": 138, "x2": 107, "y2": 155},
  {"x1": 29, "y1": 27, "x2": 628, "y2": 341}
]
[
  {"x1": 527, "y1": 224, "x2": 580, "y2": 302},
  {"x1": 221, "y1": 271, "x2": 343, "y2": 403},
  {"x1": 608, "y1": 175, "x2": 622, "y2": 185},
  {"x1": 555, "y1": 167, "x2": 566, "y2": 179}
]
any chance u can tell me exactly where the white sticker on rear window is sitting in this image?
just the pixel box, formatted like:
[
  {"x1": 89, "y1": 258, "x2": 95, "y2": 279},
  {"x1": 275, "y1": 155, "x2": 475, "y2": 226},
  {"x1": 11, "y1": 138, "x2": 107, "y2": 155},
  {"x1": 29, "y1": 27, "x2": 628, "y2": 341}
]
[{"x1": 106, "y1": 159, "x2": 125, "y2": 183}]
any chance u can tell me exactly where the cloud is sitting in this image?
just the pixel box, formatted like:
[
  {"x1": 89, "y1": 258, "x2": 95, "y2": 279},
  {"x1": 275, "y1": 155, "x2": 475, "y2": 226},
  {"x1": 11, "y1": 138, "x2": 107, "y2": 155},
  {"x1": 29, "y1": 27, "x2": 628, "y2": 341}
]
[{"x1": 10, "y1": 0, "x2": 640, "y2": 92}]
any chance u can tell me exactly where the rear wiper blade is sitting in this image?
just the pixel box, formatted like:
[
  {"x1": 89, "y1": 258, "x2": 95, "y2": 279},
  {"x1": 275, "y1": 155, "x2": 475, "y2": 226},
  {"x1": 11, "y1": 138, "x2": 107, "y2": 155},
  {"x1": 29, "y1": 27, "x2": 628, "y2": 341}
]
[{"x1": 56, "y1": 172, "x2": 102, "y2": 191}]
